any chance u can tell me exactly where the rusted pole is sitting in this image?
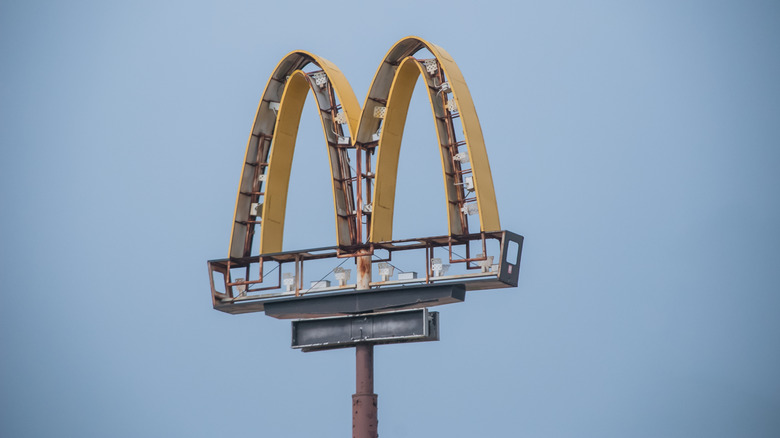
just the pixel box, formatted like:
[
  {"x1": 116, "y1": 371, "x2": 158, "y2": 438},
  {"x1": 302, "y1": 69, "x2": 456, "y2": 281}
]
[{"x1": 353, "y1": 252, "x2": 377, "y2": 438}]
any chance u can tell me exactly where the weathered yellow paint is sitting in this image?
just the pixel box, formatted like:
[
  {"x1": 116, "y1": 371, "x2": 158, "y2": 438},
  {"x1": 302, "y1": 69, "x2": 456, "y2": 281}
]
[
  {"x1": 368, "y1": 36, "x2": 501, "y2": 242},
  {"x1": 230, "y1": 37, "x2": 501, "y2": 258},
  {"x1": 427, "y1": 41, "x2": 501, "y2": 232},
  {"x1": 258, "y1": 72, "x2": 308, "y2": 253},
  {"x1": 229, "y1": 51, "x2": 361, "y2": 257}
]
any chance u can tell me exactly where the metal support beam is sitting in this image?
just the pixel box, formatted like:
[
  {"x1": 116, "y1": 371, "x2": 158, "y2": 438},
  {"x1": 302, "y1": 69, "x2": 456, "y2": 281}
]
[
  {"x1": 353, "y1": 344, "x2": 377, "y2": 438},
  {"x1": 353, "y1": 252, "x2": 377, "y2": 438}
]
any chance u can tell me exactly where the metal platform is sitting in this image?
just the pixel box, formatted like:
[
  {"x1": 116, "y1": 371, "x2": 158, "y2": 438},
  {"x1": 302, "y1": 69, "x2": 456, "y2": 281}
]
[
  {"x1": 208, "y1": 230, "x2": 523, "y2": 315},
  {"x1": 234, "y1": 283, "x2": 465, "y2": 318}
]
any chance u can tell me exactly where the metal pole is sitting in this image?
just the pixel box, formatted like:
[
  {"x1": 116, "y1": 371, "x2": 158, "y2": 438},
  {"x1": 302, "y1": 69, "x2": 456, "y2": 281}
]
[{"x1": 353, "y1": 252, "x2": 377, "y2": 438}]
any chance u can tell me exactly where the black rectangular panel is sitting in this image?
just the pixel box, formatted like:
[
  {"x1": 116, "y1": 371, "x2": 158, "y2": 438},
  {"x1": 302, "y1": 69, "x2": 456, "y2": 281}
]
[{"x1": 291, "y1": 309, "x2": 439, "y2": 351}]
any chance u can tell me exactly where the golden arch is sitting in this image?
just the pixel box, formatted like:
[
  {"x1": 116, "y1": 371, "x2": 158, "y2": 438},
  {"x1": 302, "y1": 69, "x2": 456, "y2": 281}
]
[
  {"x1": 229, "y1": 37, "x2": 500, "y2": 259},
  {"x1": 228, "y1": 51, "x2": 361, "y2": 258},
  {"x1": 362, "y1": 37, "x2": 500, "y2": 242}
]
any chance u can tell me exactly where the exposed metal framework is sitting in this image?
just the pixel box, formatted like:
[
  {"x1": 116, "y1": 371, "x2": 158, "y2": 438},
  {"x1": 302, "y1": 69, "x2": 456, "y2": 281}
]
[
  {"x1": 209, "y1": 37, "x2": 525, "y2": 438},
  {"x1": 213, "y1": 36, "x2": 517, "y2": 312},
  {"x1": 208, "y1": 231, "x2": 523, "y2": 314}
]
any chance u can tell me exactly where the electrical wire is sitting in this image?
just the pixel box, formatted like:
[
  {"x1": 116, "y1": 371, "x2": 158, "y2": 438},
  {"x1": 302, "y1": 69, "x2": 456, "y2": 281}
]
[{"x1": 300, "y1": 256, "x2": 351, "y2": 294}]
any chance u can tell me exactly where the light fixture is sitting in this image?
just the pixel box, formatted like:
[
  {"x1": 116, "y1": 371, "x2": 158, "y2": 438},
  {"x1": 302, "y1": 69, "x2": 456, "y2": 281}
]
[
  {"x1": 338, "y1": 135, "x2": 351, "y2": 145},
  {"x1": 453, "y1": 151, "x2": 469, "y2": 163},
  {"x1": 463, "y1": 176, "x2": 475, "y2": 192},
  {"x1": 423, "y1": 59, "x2": 438, "y2": 75},
  {"x1": 373, "y1": 106, "x2": 387, "y2": 119},
  {"x1": 430, "y1": 258, "x2": 450, "y2": 277},
  {"x1": 461, "y1": 203, "x2": 478, "y2": 216},
  {"x1": 372, "y1": 129, "x2": 382, "y2": 142},
  {"x1": 333, "y1": 267, "x2": 351, "y2": 286},
  {"x1": 311, "y1": 72, "x2": 328, "y2": 88},
  {"x1": 475, "y1": 253, "x2": 495, "y2": 273},
  {"x1": 439, "y1": 82, "x2": 451, "y2": 93},
  {"x1": 257, "y1": 174, "x2": 266, "y2": 182},
  {"x1": 234, "y1": 278, "x2": 246, "y2": 296},
  {"x1": 377, "y1": 262, "x2": 394, "y2": 281},
  {"x1": 250, "y1": 202, "x2": 262, "y2": 216},
  {"x1": 268, "y1": 102, "x2": 280, "y2": 112},
  {"x1": 447, "y1": 99, "x2": 457, "y2": 112},
  {"x1": 362, "y1": 203, "x2": 373, "y2": 214},
  {"x1": 334, "y1": 112, "x2": 348, "y2": 124},
  {"x1": 283, "y1": 273, "x2": 295, "y2": 292}
]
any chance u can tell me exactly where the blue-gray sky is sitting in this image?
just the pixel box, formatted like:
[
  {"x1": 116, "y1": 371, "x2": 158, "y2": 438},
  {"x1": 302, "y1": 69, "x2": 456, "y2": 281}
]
[{"x1": 1, "y1": 1, "x2": 779, "y2": 437}]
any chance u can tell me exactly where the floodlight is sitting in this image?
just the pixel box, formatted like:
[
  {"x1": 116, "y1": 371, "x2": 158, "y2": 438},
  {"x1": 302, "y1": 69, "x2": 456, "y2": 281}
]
[
  {"x1": 372, "y1": 129, "x2": 382, "y2": 142},
  {"x1": 439, "y1": 82, "x2": 451, "y2": 93},
  {"x1": 454, "y1": 151, "x2": 469, "y2": 163},
  {"x1": 447, "y1": 98, "x2": 457, "y2": 112},
  {"x1": 338, "y1": 135, "x2": 351, "y2": 145},
  {"x1": 250, "y1": 202, "x2": 262, "y2": 216},
  {"x1": 461, "y1": 203, "x2": 478, "y2": 216},
  {"x1": 475, "y1": 253, "x2": 495, "y2": 273},
  {"x1": 423, "y1": 59, "x2": 438, "y2": 75},
  {"x1": 430, "y1": 258, "x2": 450, "y2": 277},
  {"x1": 333, "y1": 267, "x2": 351, "y2": 286},
  {"x1": 257, "y1": 174, "x2": 266, "y2": 182},
  {"x1": 377, "y1": 262, "x2": 394, "y2": 281},
  {"x1": 373, "y1": 106, "x2": 387, "y2": 119},
  {"x1": 268, "y1": 102, "x2": 280, "y2": 112},
  {"x1": 334, "y1": 112, "x2": 348, "y2": 124},
  {"x1": 235, "y1": 278, "x2": 247, "y2": 296},
  {"x1": 311, "y1": 72, "x2": 328, "y2": 88},
  {"x1": 463, "y1": 176, "x2": 475, "y2": 192},
  {"x1": 282, "y1": 273, "x2": 295, "y2": 292},
  {"x1": 362, "y1": 203, "x2": 373, "y2": 214}
]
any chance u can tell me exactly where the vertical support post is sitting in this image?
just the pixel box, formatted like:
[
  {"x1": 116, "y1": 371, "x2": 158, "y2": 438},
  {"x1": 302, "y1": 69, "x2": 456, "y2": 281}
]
[
  {"x1": 353, "y1": 251, "x2": 377, "y2": 438},
  {"x1": 353, "y1": 344, "x2": 377, "y2": 438}
]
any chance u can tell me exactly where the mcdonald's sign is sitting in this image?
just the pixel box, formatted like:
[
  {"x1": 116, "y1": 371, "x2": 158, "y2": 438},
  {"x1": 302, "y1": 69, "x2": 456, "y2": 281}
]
[{"x1": 208, "y1": 36, "x2": 523, "y2": 314}]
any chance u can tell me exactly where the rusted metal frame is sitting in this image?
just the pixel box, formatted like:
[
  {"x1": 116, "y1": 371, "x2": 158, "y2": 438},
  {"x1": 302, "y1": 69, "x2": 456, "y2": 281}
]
[
  {"x1": 244, "y1": 263, "x2": 282, "y2": 294},
  {"x1": 323, "y1": 75, "x2": 360, "y2": 246},
  {"x1": 447, "y1": 196, "x2": 477, "y2": 205},
  {"x1": 226, "y1": 255, "x2": 283, "y2": 295},
  {"x1": 335, "y1": 241, "x2": 373, "y2": 259},
  {"x1": 447, "y1": 232, "x2": 488, "y2": 268},
  {"x1": 337, "y1": 144, "x2": 358, "y2": 243},
  {"x1": 242, "y1": 134, "x2": 271, "y2": 257},
  {"x1": 430, "y1": 63, "x2": 470, "y2": 237},
  {"x1": 362, "y1": 141, "x2": 375, "y2": 240},
  {"x1": 223, "y1": 260, "x2": 275, "y2": 291},
  {"x1": 244, "y1": 134, "x2": 271, "y2": 285},
  {"x1": 213, "y1": 232, "x2": 502, "y2": 300},
  {"x1": 356, "y1": 143, "x2": 363, "y2": 243},
  {"x1": 334, "y1": 174, "x2": 374, "y2": 184}
]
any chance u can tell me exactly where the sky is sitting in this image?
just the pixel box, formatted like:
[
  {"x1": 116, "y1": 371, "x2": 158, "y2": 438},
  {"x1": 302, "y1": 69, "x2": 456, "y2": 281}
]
[{"x1": 1, "y1": 1, "x2": 779, "y2": 437}]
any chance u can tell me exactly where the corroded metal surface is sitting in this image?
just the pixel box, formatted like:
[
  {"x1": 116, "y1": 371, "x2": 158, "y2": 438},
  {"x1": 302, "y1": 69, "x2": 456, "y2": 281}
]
[{"x1": 228, "y1": 36, "x2": 501, "y2": 262}]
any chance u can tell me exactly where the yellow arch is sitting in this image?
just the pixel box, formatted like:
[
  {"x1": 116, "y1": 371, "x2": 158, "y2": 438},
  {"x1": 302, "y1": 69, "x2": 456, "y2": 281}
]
[
  {"x1": 363, "y1": 36, "x2": 500, "y2": 242},
  {"x1": 229, "y1": 52, "x2": 360, "y2": 257},
  {"x1": 229, "y1": 38, "x2": 501, "y2": 259}
]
